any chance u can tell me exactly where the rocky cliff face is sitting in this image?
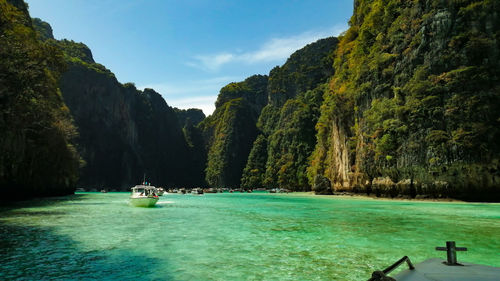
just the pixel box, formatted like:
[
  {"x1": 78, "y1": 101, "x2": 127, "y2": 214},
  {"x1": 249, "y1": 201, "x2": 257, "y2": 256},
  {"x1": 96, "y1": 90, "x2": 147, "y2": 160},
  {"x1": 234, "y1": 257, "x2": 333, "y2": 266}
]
[
  {"x1": 200, "y1": 75, "x2": 268, "y2": 187},
  {"x1": 23, "y1": 0, "x2": 500, "y2": 200},
  {"x1": 239, "y1": 38, "x2": 338, "y2": 191},
  {"x1": 60, "y1": 60, "x2": 201, "y2": 189},
  {"x1": 1, "y1": 1, "x2": 80, "y2": 198},
  {"x1": 62, "y1": 57, "x2": 206, "y2": 189},
  {"x1": 208, "y1": 0, "x2": 500, "y2": 200},
  {"x1": 310, "y1": 0, "x2": 500, "y2": 200},
  {"x1": 59, "y1": 62, "x2": 141, "y2": 188},
  {"x1": 33, "y1": 18, "x2": 204, "y2": 189},
  {"x1": 267, "y1": 37, "x2": 338, "y2": 107},
  {"x1": 174, "y1": 108, "x2": 205, "y2": 128},
  {"x1": 205, "y1": 37, "x2": 338, "y2": 190}
]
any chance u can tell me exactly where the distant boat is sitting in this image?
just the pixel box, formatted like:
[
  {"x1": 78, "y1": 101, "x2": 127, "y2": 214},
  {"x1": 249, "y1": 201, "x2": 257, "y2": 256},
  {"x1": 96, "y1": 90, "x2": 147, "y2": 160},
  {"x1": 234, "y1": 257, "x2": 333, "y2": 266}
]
[
  {"x1": 100, "y1": 189, "x2": 107, "y2": 193},
  {"x1": 269, "y1": 188, "x2": 288, "y2": 193},
  {"x1": 368, "y1": 241, "x2": 500, "y2": 281},
  {"x1": 156, "y1": 187, "x2": 165, "y2": 196},
  {"x1": 129, "y1": 184, "x2": 159, "y2": 207},
  {"x1": 191, "y1": 188, "x2": 204, "y2": 195}
]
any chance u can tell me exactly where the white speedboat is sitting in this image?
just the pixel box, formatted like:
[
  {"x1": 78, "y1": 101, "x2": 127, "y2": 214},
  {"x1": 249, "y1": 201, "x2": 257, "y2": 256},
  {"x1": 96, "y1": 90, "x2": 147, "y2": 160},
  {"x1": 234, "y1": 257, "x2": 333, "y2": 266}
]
[{"x1": 129, "y1": 184, "x2": 159, "y2": 207}]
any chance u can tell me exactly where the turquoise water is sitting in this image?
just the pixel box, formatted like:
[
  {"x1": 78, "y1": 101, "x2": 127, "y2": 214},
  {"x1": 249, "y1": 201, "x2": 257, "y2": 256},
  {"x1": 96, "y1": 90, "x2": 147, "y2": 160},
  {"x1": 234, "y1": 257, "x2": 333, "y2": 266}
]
[{"x1": 0, "y1": 192, "x2": 499, "y2": 280}]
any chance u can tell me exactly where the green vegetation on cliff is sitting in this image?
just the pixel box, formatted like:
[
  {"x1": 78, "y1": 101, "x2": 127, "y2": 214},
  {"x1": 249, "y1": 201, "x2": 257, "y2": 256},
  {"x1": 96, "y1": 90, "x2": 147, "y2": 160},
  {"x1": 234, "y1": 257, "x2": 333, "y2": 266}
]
[
  {"x1": 0, "y1": 0, "x2": 80, "y2": 198},
  {"x1": 263, "y1": 86, "x2": 326, "y2": 191},
  {"x1": 4, "y1": 0, "x2": 499, "y2": 201},
  {"x1": 206, "y1": 1, "x2": 500, "y2": 200},
  {"x1": 174, "y1": 108, "x2": 207, "y2": 186},
  {"x1": 241, "y1": 135, "x2": 268, "y2": 189},
  {"x1": 58, "y1": 47, "x2": 205, "y2": 189},
  {"x1": 267, "y1": 37, "x2": 338, "y2": 107},
  {"x1": 309, "y1": 0, "x2": 500, "y2": 200},
  {"x1": 31, "y1": 17, "x2": 206, "y2": 189},
  {"x1": 174, "y1": 108, "x2": 206, "y2": 128},
  {"x1": 243, "y1": 38, "x2": 338, "y2": 191},
  {"x1": 206, "y1": 37, "x2": 338, "y2": 190},
  {"x1": 200, "y1": 75, "x2": 268, "y2": 187}
]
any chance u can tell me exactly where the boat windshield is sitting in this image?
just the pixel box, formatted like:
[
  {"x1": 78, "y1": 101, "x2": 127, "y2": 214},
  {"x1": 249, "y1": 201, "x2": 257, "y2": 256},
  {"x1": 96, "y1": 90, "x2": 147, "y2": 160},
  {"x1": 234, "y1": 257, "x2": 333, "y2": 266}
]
[
  {"x1": 133, "y1": 188, "x2": 145, "y2": 194},
  {"x1": 132, "y1": 188, "x2": 157, "y2": 196}
]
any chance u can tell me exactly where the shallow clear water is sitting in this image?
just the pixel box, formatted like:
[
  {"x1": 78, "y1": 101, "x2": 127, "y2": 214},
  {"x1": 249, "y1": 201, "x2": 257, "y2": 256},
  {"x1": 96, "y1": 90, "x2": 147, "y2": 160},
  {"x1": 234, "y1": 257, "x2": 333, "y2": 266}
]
[{"x1": 0, "y1": 192, "x2": 499, "y2": 280}]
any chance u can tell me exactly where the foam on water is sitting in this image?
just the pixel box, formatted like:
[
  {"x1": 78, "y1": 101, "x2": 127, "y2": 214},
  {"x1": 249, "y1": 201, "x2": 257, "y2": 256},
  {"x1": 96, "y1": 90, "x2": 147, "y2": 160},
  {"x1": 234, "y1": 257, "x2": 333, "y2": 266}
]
[
  {"x1": 0, "y1": 192, "x2": 499, "y2": 280},
  {"x1": 157, "y1": 201, "x2": 175, "y2": 204}
]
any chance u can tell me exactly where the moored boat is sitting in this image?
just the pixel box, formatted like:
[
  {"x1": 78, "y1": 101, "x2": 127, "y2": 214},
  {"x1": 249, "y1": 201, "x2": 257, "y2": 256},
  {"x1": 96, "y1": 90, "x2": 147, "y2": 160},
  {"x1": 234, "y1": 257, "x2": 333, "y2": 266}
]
[
  {"x1": 269, "y1": 188, "x2": 289, "y2": 193},
  {"x1": 129, "y1": 184, "x2": 159, "y2": 207},
  {"x1": 156, "y1": 187, "x2": 165, "y2": 196},
  {"x1": 368, "y1": 241, "x2": 500, "y2": 281},
  {"x1": 191, "y1": 188, "x2": 204, "y2": 195}
]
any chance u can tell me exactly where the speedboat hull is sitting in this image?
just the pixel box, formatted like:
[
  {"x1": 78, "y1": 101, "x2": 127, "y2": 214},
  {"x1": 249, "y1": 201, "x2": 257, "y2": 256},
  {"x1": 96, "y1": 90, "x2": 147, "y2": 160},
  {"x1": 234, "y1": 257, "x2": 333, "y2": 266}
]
[{"x1": 129, "y1": 197, "x2": 159, "y2": 207}]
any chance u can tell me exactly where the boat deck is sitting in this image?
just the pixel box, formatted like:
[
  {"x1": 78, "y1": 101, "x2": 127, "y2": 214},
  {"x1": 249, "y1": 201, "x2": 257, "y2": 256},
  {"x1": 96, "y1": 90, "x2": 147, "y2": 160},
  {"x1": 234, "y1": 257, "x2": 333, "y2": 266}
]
[{"x1": 394, "y1": 258, "x2": 500, "y2": 281}]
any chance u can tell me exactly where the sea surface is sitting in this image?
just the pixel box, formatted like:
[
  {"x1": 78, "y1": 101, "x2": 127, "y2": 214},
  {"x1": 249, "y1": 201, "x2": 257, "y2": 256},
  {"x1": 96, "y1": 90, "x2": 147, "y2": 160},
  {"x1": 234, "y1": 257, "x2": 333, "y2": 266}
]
[{"x1": 0, "y1": 192, "x2": 499, "y2": 280}]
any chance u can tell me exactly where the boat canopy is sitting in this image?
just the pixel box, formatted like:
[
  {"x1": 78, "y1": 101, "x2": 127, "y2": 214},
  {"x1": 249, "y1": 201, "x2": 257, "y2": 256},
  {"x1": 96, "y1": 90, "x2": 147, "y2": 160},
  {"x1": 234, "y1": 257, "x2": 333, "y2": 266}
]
[
  {"x1": 131, "y1": 185, "x2": 156, "y2": 190},
  {"x1": 131, "y1": 185, "x2": 158, "y2": 196}
]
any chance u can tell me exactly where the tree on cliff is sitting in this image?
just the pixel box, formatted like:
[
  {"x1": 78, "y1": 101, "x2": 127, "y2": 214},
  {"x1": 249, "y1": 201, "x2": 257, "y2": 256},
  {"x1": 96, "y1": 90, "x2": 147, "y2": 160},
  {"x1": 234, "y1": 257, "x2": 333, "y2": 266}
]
[
  {"x1": 264, "y1": 86, "x2": 325, "y2": 191},
  {"x1": 32, "y1": 17, "x2": 206, "y2": 189},
  {"x1": 199, "y1": 75, "x2": 268, "y2": 187},
  {"x1": 241, "y1": 134, "x2": 268, "y2": 189},
  {"x1": 0, "y1": 0, "x2": 80, "y2": 198},
  {"x1": 252, "y1": 38, "x2": 338, "y2": 191},
  {"x1": 309, "y1": 0, "x2": 500, "y2": 200}
]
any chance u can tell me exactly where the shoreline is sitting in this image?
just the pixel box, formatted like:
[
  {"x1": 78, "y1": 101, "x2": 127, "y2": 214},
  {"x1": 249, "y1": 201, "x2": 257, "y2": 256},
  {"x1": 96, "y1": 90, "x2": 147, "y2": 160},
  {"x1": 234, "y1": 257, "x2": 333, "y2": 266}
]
[
  {"x1": 5, "y1": 190, "x2": 498, "y2": 205},
  {"x1": 284, "y1": 191, "x2": 473, "y2": 203}
]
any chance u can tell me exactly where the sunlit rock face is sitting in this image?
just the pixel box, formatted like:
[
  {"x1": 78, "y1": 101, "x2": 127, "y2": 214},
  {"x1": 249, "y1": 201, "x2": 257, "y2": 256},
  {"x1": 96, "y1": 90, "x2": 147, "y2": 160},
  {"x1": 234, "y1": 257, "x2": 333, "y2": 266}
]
[{"x1": 310, "y1": 0, "x2": 500, "y2": 200}]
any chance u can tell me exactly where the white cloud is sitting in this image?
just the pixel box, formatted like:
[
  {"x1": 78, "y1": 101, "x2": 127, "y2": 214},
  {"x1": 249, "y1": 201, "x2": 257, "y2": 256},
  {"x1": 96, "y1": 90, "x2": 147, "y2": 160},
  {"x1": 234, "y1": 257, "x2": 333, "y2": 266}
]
[
  {"x1": 189, "y1": 24, "x2": 347, "y2": 71},
  {"x1": 168, "y1": 96, "x2": 217, "y2": 117},
  {"x1": 188, "y1": 53, "x2": 235, "y2": 72}
]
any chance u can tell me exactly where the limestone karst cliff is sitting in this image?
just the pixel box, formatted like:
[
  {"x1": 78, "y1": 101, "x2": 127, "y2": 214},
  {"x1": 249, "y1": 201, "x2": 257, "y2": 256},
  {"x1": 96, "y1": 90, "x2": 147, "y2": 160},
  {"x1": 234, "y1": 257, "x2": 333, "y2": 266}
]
[
  {"x1": 4, "y1": 0, "x2": 499, "y2": 201},
  {"x1": 206, "y1": 0, "x2": 500, "y2": 200},
  {"x1": 199, "y1": 75, "x2": 268, "y2": 187},
  {"x1": 32, "y1": 18, "x2": 206, "y2": 190},
  {"x1": 0, "y1": 0, "x2": 80, "y2": 198},
  {"x1": 309, "y1": 0, "x2": 500, "y2": 200}
]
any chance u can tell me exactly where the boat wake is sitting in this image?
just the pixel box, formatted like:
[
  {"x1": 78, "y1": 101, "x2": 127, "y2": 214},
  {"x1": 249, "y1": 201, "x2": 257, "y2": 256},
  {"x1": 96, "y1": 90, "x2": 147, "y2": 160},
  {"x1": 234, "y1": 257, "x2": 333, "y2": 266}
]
[{"x1": 157, "y1": 201, "x2": 175, "y2": 204}]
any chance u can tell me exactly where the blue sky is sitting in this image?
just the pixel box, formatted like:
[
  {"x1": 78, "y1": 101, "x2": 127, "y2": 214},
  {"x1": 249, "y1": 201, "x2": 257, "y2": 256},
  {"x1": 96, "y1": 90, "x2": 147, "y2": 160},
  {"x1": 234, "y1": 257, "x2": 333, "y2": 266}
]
[{"x1": 26, "y1": 0, "x2": 353, "y2": 115}]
